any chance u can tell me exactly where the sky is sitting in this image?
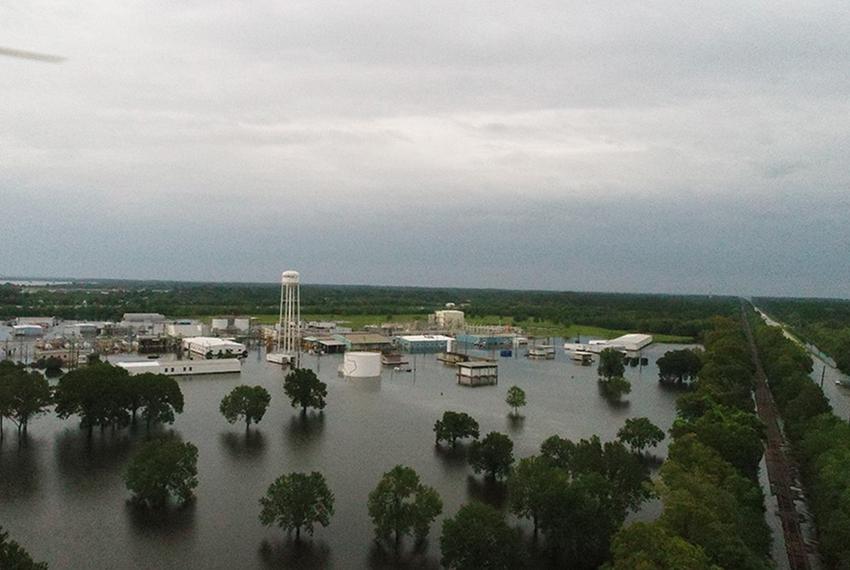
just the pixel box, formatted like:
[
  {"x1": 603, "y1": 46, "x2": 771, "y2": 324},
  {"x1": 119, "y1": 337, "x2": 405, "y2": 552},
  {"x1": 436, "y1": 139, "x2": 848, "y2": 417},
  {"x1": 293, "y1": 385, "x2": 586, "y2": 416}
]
[{"x1": 1, "y1": 1, "x2": 849, "y2": 297}]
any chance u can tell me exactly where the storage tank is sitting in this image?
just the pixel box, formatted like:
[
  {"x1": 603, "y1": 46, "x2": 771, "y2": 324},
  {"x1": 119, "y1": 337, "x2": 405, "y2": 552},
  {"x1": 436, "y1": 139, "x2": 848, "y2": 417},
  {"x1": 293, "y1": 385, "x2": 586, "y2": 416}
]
[
  {"x1": 211, "y1": 318, "x2": 228, "y2": 331},
  {"x1": 341, "y1": 351, "x2": 382, "y2": 378}
]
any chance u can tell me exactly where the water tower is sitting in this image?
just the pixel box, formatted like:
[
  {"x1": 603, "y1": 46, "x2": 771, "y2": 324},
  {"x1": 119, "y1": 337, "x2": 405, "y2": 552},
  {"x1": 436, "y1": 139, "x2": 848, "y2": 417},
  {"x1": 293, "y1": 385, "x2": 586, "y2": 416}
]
[{"x1": 266, "y1": 270, "x2": 301, "y2": 366}]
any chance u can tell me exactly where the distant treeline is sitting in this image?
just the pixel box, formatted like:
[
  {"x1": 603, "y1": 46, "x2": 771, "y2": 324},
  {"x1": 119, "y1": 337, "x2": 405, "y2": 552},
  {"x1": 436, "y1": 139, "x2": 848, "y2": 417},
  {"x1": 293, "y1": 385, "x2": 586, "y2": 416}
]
[
  {"x1": 755, "y1": 297, "x2": 850, "y2": 374},
  {"x1": 1, "y1": 282, "x2": 737, "y2": 337}
]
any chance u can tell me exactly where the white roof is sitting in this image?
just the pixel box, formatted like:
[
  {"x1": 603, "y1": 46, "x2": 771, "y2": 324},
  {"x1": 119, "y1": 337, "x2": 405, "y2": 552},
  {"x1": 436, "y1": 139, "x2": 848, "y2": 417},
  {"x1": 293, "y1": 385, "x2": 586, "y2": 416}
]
[
  {"x1": 398, "y1": 335, "x2": 453, "y2": 342},
  {"x1": 609, "y1": 334, "x2": 653, "y2": 344},
  {"x1": 183, "y1": 337, "x2": 244, "y2": 349}
]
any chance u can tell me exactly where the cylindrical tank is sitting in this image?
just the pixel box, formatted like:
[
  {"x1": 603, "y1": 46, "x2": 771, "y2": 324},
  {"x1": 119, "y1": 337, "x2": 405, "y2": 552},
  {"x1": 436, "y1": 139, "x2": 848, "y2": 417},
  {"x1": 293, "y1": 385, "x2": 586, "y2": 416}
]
[
  {"x1": 282, "y1": 270, "x2": 300, "y2": 285},
  {"x1": 342, "y1": 352, "x2": 382, "y2": 378}
]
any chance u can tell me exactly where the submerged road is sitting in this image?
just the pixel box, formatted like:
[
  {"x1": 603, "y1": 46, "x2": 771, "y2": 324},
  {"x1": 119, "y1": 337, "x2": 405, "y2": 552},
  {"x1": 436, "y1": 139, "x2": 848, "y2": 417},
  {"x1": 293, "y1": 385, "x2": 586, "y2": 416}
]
[{"x1": 742, "y1": 304, "x2": 817, "y2": 570}]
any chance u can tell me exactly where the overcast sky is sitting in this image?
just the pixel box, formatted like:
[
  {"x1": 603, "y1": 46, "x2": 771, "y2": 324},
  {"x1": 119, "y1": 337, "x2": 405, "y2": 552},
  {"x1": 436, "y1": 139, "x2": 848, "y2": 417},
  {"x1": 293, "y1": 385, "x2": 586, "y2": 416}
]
[{"x1": 2, "y1": 1, "x2": 849, "y2": 297}]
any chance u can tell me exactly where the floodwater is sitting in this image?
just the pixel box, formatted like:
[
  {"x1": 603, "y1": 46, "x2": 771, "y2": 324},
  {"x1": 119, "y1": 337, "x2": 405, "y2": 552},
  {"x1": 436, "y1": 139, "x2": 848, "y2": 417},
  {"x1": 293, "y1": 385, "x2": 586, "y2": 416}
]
[{"x1": 1, "y1": 341, "x2": 686, "y2": 569}]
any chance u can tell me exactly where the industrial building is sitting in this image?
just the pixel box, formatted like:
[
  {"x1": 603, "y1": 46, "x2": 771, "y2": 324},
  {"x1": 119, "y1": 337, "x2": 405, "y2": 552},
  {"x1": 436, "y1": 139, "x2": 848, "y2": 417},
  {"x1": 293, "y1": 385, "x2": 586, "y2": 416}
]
[
  {"x1": 340, "y1": 352, "x2": 382, "y2": 378},
  {"x1": 121, "y1": 313, "x2": 166, "y2": 335},
  {"x1": 182, "y1": 337, "x2": 247, "y2": 359},
  {"x1": 457, "y1": 361, "x2": 498, "y2": 386},
  {"x1": 335, "y1": 333, "x2": 393, "y2": 352},
  {"x1": 166, "y1": 320, "x2": 208, "y2": 338},
  {"x1": 12, "y1": 324, "x2": 44, "y2": 337},
  {"x1": 117, "y1": 359, "x2": 241, "y2": 376},
  {"x1": 563, "y1": 333, "x2": 653, "y2": 354},
  {"x1": 302, "y1": 336, "x2": 347, "y2": 354},
  {"x1": 16, "y1": 316, "x2": 57, "y2": 328},
  {"x1": 455, "y1": 333, "x2": 516, "y2": 349},
  {"x1": 210, "y1": 316, "x2": 253, "y2": 335},
  {"x1": 396, "y1": 334, "x2": 453, "y2": 353},
  {"x1": 433, "y1": 310, "x2": 465, "y2": 329}
]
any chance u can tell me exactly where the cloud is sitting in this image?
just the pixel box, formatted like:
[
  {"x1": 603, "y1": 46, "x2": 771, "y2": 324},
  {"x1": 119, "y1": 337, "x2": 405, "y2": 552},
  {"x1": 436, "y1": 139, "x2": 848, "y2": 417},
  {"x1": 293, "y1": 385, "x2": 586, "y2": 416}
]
[{"x1": 1, "y1": 0, "x2": 849, "y2": 296}]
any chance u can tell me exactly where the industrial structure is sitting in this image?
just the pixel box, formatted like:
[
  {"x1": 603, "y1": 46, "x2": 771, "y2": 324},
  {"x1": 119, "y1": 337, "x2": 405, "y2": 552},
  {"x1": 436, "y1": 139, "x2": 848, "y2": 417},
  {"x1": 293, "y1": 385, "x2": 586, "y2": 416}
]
[
  {"x1": 396, "y1": 334, "x2": 453, "y2": 353},
  {"x1": 457, "y1": 361, "x2": 498, "y2": 386},
  {"x1": 340, "y1": 351, "x2": 382, "y2": 378},
  {"x1": 267, "y1": 270, "x2": 301, "y2": 366},
  {"x1": 117, "y1": 359, "x2": 241, "y2": 376},
  {"x1": 182, "y1": 337, "x2": 247, "y2": 359},
  {"x1": 563, "y1": 333, "x2": 653, "y2": 354}
]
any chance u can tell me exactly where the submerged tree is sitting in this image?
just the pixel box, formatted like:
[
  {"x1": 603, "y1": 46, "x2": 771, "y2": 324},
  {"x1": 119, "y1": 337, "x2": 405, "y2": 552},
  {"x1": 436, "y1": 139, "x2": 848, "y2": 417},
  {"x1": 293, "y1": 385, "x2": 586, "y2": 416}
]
[
  {"x1": 468, "y1": 432, "x2": 514, "y2": 480},
  {"x1": 440, "y1": 502, "x2": 524, "y2": 570},
  {"x1": 136, "y1": 373, "x2": 184, "y2": 432},
  {"x1": 434, "y1": 411, "x2": 479, "y2": 447},
  {"x1": 657, "y1": 349, "x2": 703, "y2": 384},
  {"x1": 367, "y1": 465, "x2": 443, "y2": 551},
  {"x1": 617, "y1": 417, "x2": 665, "y2": 454},
  {"x1": 598, "y1": 348, "x2": 631, "y2": 401},
  {"x1": 283, "y1": 368, "x2": 327, "y2": 413},
  {"x1": 220, "y1": 385, "x2": 271, "y2": 431},
  {"x1": 508, "y1": 455, "x2": 560, "y2": 538},
  {"x1": 54, "y1": 363, "x2": 132, "y2": 436},
  {"x1": 505, "y1": 386, "x2": 527, "y2": 416},
  {"x1": 259, "y1": 471, "x2": 334, "y2": 541},
  {"x1": 0, "y1": 364, "x2": 51, "y2": 438},
  {"x1": 0, "y1": 526, "x2": 48, "y2": 570},
  {"x1": 123, "y1": 437, "x2": 199, "y2": 508}
]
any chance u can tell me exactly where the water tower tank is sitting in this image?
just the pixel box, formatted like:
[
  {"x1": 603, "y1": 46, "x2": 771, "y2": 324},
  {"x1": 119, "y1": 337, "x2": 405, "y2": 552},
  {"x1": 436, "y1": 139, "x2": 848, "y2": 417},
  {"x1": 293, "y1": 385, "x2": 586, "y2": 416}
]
[
  {"x1": 342, "y1": 352, "x2": 382, "y2": 378},
  {"x1": 281, "y1": 270, "x2": 300, "y2": 285}
]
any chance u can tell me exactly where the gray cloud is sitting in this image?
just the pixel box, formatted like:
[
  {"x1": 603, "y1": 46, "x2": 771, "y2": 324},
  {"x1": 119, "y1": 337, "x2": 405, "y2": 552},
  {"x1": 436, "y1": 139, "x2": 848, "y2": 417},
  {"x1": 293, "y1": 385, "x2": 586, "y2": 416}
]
[{"x1": 1, "y1": 1, "x2": 849, "y2": 296}]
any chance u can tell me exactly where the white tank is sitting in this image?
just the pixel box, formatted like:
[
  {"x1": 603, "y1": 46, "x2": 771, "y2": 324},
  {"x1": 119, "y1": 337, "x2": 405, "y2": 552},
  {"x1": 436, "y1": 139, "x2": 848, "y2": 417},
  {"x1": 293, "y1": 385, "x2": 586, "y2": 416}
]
[
  {"x1": 342, "y1": 351, "x2": 382, "y2": 378},
  {"x1": 281, "y1": 270, "x2": 300, "y2": 285}
]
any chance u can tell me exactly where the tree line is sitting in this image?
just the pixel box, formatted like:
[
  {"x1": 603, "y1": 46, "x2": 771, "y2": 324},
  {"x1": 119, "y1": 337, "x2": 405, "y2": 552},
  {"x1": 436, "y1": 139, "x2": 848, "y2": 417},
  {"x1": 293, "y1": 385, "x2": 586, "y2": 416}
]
[
  {"x1": 751, "y1": 311, "x2": 850, "y2": 566},
  {"x1": 607, "y1": 316, "x2": 772, "y2": 569}
]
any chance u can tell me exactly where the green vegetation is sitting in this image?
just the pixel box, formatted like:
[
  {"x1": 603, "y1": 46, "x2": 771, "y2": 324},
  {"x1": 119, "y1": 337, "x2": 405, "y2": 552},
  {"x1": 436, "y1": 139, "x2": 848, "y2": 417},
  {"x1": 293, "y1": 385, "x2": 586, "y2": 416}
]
[
  {"x1": 54, "y1": 364, "x2": 184, "y2": 437},
  {"x1": 597, "y1": 348, "x2": 631, "y2": 401},
  {"x1": 0, "y1": 526, "x2": 47, "y2": 570},
  {"x1": 468, "y1": 432, "x2": 514, "y2": 480},
  {"x1": 434, "y1": 411, "x2": 479, "y2": 447},
  {"x1": 0, "y1": 361, "x2": 51, "y2": 439},
  {"x1": 219, "y1": 385, "x2": 271, "y2": 431},
  {"x1": 754, "y1": 297, "x2": 850, "y2": 374},
  {"x1": 616, "y1": 417, "x2": 665, "y2": 454},
  {"x1": 282, "y1": 368, "x2": 327, "y2": 414},
  {"x1": 367, "y1": 465, "x2": 443, "y2": 550},
  {"x1": 609, "y1": 316, "x2": 771, "y2": 570},
  {"x1": 123, "y1": 437, "x2": 199, "y2": 507},
  {"x1": 656, "y1": 348, "x2": 703, "y2": 384},
  {"x1": 505, "y1": 385, "x2": 526, "y2": 416},
  {"x1": 259, "y1": 471, "x2": 335, "y2": 541},
  {"x1": 0, "y1": 281, "x2": 734, "y2": 341},
  {"x1": 751, "y1": 312, "x2": 850, "y2": 566},
  {"x1": 439, "y1": 502, "x2": 525, "y2": 570}
]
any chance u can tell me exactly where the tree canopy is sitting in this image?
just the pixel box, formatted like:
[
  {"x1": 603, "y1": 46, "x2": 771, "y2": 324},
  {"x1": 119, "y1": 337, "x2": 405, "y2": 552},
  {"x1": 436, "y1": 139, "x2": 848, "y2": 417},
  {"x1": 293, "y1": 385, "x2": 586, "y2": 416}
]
[
  {"x1": 367, "y1": 465, "x2": 443, "y2": 550},
  {"x1": 597, "y1": 348, "x2": 631, "y2": 401},
  {"x1": 259, "y1": 471, "x2": 334, "y2": 541},
  {"x1": 123, "y1": 437, "x2": 199, "y2": 508},
  {"x1": 54, "y1": 364, "x2": 132, "y2": 435},
  {"x1": 0, "y1": 526, "x2": 47, "y2": 570},
  {"x1": 505, "y1": 386, "x2": 526, "y2": 416},
  {"x1": 468, "y1": 431, "x2": 514, "y2": 480},
  {"x1": 440, "y1": 502, "x2": 525, "y2": 570},
  {"x1": 0, "y1": 362, "x2": 51, "y2": 439},
  {"x1": 617, "y1": 417, "x2": 665, "y2": 454},
  {"x1": 434, "y1": 411, "x2": 479, "y2": 447},
  {"x1": 607, "y1": 521, "x2": 718, "y2": 570},
  {"x1": 283, "y1": 368, "x2": 327, "y2": 413},
  {"x1": 656, "y1": 349, "x2": 703, "y2": 384},
  {"x1": 220, "y1": 385, "x2": 271, "y2": 430}
]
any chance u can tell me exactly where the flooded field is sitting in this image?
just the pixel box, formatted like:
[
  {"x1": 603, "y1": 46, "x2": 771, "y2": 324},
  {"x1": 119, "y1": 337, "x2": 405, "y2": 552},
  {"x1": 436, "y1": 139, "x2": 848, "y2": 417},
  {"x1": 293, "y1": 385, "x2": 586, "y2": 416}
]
[{"x1": 0, "y1": 341, "x2": 687, "y2": 569}]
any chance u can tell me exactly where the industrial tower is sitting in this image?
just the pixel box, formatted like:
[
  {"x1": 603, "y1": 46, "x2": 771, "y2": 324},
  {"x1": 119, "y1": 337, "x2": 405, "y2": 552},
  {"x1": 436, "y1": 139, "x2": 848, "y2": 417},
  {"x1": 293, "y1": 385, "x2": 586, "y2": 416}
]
[{"x1": 266, "y1": 270, "x2": 301, "y2": 366}]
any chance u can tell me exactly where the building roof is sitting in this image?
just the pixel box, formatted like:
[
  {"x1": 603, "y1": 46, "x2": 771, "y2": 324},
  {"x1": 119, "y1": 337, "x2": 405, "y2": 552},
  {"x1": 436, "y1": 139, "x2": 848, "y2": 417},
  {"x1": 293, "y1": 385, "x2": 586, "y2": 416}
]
[
  {"x1": 183, "y1": 337, "x2": 245, "y2": 349},
  {"x1": 398, "y1": 335, "x2": 453, "y2": 342},
  {"x1": 609, "y1": 334, "x2": 653, "y2": 345},
  {"x1": 339, "y1": 333, "x2": 392, "y2": 344},
  {"x1": 122, "y1": 313, "x2": 166, "y2": 322},
  {"x1": 457, "y1": 361, "x2": 498, "y2": 368}
]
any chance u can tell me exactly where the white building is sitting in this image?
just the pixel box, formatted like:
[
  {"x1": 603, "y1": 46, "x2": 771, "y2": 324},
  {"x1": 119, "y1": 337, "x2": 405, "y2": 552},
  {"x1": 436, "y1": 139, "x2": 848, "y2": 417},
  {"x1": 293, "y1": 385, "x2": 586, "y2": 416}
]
[
  {"x1": 166, "y1": 320, "x2": 208, "y2": 338},
  {"x1": 434, "y1": 310, "x2": 465, "y2": 329},
  {"x1": 210, "y1": 317, "x2": 253, "y2": 334},
  {"x1": 564, "y1": 333, "x2": 653, "y2": 354},
  {"x1": 116, "y1": 359, "x2": 241, "y2": 376},
  {"x1": 182, "y1": 337, "x2": 247, "y2": 359},
  {"x1": 121, "y1": 313, "x2": 166, "y2": 335},
  {"x1": 457, "y1": 361, "x2": 498, "y2": 386},
  {"x1": 16, "y1": 316, "x2": 57, "y2": 328},
  {"x1": 12, "y1": 324, "x2": 44, "y2": 337}
]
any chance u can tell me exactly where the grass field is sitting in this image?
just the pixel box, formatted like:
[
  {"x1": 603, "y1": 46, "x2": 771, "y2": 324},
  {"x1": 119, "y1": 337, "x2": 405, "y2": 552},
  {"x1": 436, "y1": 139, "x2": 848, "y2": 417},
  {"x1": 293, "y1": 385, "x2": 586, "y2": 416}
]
[{"x1": 245, "y1": 313, "x2": 693, "y2": 343}]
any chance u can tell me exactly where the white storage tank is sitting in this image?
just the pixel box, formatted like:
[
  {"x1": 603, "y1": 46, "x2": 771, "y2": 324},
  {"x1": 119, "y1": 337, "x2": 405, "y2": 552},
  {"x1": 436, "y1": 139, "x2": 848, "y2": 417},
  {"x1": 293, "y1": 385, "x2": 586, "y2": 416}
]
[{"x1": 341, "y1": 351, "x2": 382, "y2": 378}]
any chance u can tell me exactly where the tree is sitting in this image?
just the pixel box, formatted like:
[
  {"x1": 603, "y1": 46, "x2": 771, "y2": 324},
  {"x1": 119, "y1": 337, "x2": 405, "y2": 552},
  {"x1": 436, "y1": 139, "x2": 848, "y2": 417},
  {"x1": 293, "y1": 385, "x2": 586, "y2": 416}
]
[
  {"x1": 123, "y1": 437, "x2": 199, "y2": 507},
  {"x1": 54, "y1": 364, "x2": 131, "y2": 436},
  {"x1": 259, "y1": 471, "x2": 334, "y2": 541},
  {"x1": 0, "y1": 364, "x2": 51, "y2": 438},
  {"x1": 434, "y1": 411, "x2": 479, "y2": 447},
  {"x1": 440, "y1": 502, "x2": 524, "y2": 570},
  {"x1": 283, "y1": 368, "x2": 327, "y2": 413},
  {"x1": 220, "y1": 385, "x2": 271, "y2": 431},
  {"x1": 137, "y1": 374, "x2": 184, "y2": 432},
  {"x1": 598, "y1": 348, "x2": 631, "y2": 401},
  {"x1": 617, "y1": 417, "x2": 665, "y2": 454},
  {"x1": 0, "y1": 526, "x2": 47, "y2": 570},
  {"x1": 608, "y1": 522, "x2": 718, "y2": 570},
  {"x1": 598, "y1": 348, "x2": 625, "y2": 380},
  {"x1": 468, "y1": 432, "x2": 514, "y2": 480},
  {"x1": 367, "y1": 465, "x2": 443, "y2": 550},
  {"x1": 656, "y1": 349, "x2": 703, "y2": 384},
  {"x1": 505, "y1": 386, "x2": 526, "y2": 416},
  {"x1": 508, "y1": 455, "x2": 560, "y2": 538}
]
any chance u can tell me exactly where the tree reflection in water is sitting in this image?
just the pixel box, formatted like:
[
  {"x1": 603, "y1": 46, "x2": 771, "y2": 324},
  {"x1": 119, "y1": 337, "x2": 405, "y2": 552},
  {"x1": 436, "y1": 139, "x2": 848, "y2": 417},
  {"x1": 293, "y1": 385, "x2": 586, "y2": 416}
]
[
  {"x1": 367, "y1": 540, "x2": 440, "y2": 570},
  {"x1": 220, "y1": 430, "x2": 267, "y2": 461},
  {"x1": 258, "y1": 537, "x2": 331, "y2": 570},
  {"x1": 465, "y1": 475, "x2": 508, "y2": 509}
]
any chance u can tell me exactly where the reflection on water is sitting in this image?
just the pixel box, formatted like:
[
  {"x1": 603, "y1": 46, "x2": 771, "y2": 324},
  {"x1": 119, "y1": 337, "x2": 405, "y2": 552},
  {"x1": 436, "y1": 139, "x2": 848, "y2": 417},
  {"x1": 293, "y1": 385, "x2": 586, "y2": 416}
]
[
  {"x1": 220, "y1": 430, "x2": 267, "y2": 461},
  {"x1": 258, "y1": 537, "x2": 332, "y2": 570},
  {"x1": 367, "y1": 541, "x2": 440, "y2": 570},
  {"x1": 4, "y1": 341, "x2": 687, "y2": 568}
]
